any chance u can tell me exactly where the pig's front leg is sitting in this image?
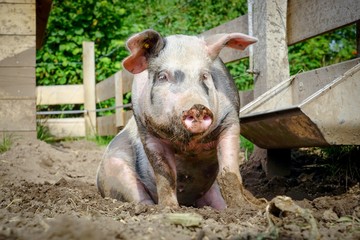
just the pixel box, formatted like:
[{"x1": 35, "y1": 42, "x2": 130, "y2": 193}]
[
  {"x1": 143, "y1": 135, "x2": 179, "y2": 208},
  {"x1": 216, "y1": 123, "x2": 248, "y2": 208}
]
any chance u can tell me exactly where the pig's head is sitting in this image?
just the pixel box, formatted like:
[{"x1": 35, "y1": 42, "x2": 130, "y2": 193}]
[{"x1": 123, "y1": 30, "x2": 257, "y2": 143}]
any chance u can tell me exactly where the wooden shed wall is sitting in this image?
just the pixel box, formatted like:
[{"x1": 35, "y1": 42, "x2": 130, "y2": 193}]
[{"x1": 0, "y1": 0, "x2": 36, "y2": 138}]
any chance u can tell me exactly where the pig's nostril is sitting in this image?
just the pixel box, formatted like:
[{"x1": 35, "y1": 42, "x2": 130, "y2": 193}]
[
  {"x1": 203, "y1": 115, "x2": 211, "y2": 121},
  {"x1": 187, "y1": 116, "x2": 194, "y2": 121}
]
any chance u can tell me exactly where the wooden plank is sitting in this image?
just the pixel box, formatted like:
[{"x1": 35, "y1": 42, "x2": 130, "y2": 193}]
[
  {"x1": 0, "y1": 36, "x2": 35, "y2": 62},
  {"x1": 357, "y1": 21, "x2": 360, "y2": 58},
  {"x1": 96, "y1": 75, "x2": 115, "y2": 103},
  {"x1": 0, "y1": 67, "x2": 35, "y2": 99},
  {"x1": 0, "y1": 1, "x2": 35, "y2": 3},
  {"x1": 121, "y1": 69, "x2": 133, "y2": 93},
  {"x1": 251, "y1": 0, "x2": 290, "y2": 98},
  {"x1": 115, "y1": 71, "x2": 124, "y2": 127},
  {"x1": 0, "y1": 99, "x2": 36, "y2": 131},
  {"x1": 124, "y1": 111, "x2": 133, "y2": 126},
  {"x1": 115, "y1": 71, "x2": 133, "y2": 128},
  {"x1": 97, "y1": 115, "x2": 117, "y2": 136},
  {"x1": 0, "y1": 48, "x2": 35, "y2": 67},
  {"x1": 0, "y1": 3, "x2": 35, "y2": 35},
  {"x1": 239, "y1": 90, "x2": 254, "y2": 109},
  {"x1": 0, "y1": 131, "x2": 36, "y2": 139},
  {"x1": 287, "y1": 0, "x2": 360, "y2": 45},
  {"x1": 292, "y1": 58, "x2": 360, "y2": 105},
  {"x1": 83, "y1": 42, "x2": 96, "y2": 136},
  {"x1": 36, "y1": 0, "x2": 52, "y2": 49},
  {"x1": 201, "y1": 15, "x2": 250, "y2": 63},
  {"x1": 249, "y1": 0, "x2": 292, "y2": 177},
  {"x1": 39, "y1": 118, "x2": 86, "y2": 138},
  {"x1": 36, "y1": 85, "x2": 84, "y2": 105}
]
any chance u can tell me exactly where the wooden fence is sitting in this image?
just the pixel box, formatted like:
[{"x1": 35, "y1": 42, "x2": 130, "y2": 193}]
[
  {"x1": 36, "y1": 0, "x2": 360, "y2": 138},
  {"x1": 36, "y1": 42, "x2": 133, "y2": 137}
]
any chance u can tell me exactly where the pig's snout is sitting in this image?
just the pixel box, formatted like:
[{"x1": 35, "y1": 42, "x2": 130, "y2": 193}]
[{"x1": 182, "y1": 104, "x2": 213, "y2": 134}]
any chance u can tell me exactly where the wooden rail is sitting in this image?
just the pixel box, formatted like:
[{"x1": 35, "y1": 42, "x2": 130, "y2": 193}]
[{"x1": 37, "y1": 58, "x2": 133, "y2": 138}]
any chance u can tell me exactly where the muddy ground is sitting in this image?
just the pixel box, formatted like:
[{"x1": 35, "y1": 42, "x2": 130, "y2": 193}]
[{"x1": 0, "y1": 137, "x2": 359, "y2": 239}]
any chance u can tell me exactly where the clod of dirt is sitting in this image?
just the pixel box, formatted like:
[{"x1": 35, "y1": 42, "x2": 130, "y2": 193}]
[
  {"x1": 266, "y1": 196, "x2": 320, "y2": 239},
  {"x1": 164, "y1": 213, "x2": 203, "y2": 227}
]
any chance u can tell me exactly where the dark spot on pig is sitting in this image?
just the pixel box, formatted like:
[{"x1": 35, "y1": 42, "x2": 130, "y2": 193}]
[
  {"x1": 210, "y1": 60, "x2": 240, "y2": 112},
  {"x1": 150, "y1": 87, "x2": 155, "y2": 105},
  {"x1": 150, "y1": 75, "x2": 157, "y2": 105},
  {"x1": 174, "y1": 70, "x2": 185, "y2": 83},
  {"x1": 201, "y1": 81, "x2": 209, "y2": 95},
  {"x1": 134, "y1": 143, "x2": 147, "y2": 180}
]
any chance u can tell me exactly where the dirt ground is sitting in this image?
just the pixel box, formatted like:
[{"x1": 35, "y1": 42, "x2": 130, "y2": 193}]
[{"x1": 0, "y1": 137, "x2": 359, "y2": 240}]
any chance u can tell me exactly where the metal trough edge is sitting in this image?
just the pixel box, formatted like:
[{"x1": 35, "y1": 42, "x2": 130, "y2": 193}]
[{"x1": 240, "y1": 61, "x2": 360, "y2": 148}]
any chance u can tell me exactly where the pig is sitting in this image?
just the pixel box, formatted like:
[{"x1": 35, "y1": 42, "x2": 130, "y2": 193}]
[{"x1": 96, "y1": 29, "x2": 257, "y2": 209}]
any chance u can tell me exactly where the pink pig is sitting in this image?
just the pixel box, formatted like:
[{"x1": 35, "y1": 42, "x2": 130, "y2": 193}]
[{"x1": 96, "y1": 30, "x2": 257, "y2": 209}]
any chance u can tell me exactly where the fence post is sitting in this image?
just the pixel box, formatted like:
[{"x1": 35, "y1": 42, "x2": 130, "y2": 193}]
[
  {"x1": 248, "y1": 0, "x2": 291, "y2": 178},
  {"x1": 115, "y1": 71, "x2": 124, "y2": 130},
  {"x1": 82, "y1": 41, "x2": 97, "y2": 137}
]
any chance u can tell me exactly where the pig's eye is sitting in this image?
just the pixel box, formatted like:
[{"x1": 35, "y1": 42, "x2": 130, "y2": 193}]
[{"x1": 157, "y1": 72, "x2": 168, "y2": 81}]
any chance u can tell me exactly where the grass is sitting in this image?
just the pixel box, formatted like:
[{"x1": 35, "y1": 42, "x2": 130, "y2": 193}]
[
  {"x1": 319, "y1": 145, "x2": 360, "y2": 186},
  {"x1": 87, "y1": 135, "x2": 114, "y2": 146},
  {"x1": 240, "y1": 135, "x2": 254, "y2": 160},
  {"x1": 0, "y1": 134, "x2": 13, "y2": 153},
  {"x1": 37, "y1": 121, "x2": 56, "y2": 143}
]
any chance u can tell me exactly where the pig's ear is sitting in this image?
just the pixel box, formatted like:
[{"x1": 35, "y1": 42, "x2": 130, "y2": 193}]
[
  {"x1": 205, "y1": 33, "x2": 258, "y2": 60},
  {"x1": 123, "y1": 30, "x2": 165, "y2": 74}
]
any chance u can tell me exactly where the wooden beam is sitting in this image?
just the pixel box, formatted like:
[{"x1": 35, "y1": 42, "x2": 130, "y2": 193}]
[
  {"x1": 96, "y1": 75, "x2": 115, "y2": 103},
  {"x1": 121, "y1": 69, "x2": 133, "y2": 93},
  {"x1": 251, "y1": 0, "x2": 290, "y2": 98},
  {"x1": 249, "y1": 0, "x2": 291, "y2": 178},
  {"x1": 83, "y1": 42, "x2": 96, "y2": 136},
  {"x1": 114, "y1": 70, "x2": 132, "y2": 127},
  {"x1": 97, "y1": 115, "x2": 117, "y2": 136},
  {"x1": 0, "y1": 67, "x2": 35, "y2": 99},
  {"x1": 0, "y1": 36, "x2": 35, "y2": 62},
  {"x1": 36, "y1": 0, "x2": 52, "y2": 49},
  {"x1": 39, "y1": 118, "x2": 86, "y2": 138},
  {"x1": 0, "y1": 99, "x2": 36, "y2": 131},
  {"x1": 0, "y1": 1, "x2": 35, "y2": 3},
  {"x1": 287, "y1": 0, "x2": 360, "y2": 45},
  {"x1": 0, "y1": 48, "x2": 35, "y2": 67},
  {"x1": 357, "y1": 21, "x2": 360, "y2": 58},
  {"x1": 36, "y1": 84, "x2": 84, "y2": 105}
]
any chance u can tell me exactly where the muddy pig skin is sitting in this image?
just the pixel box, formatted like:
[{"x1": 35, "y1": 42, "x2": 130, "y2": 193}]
[{"x1": 96, "y1": 30, "x2": 257, "y2": 209}]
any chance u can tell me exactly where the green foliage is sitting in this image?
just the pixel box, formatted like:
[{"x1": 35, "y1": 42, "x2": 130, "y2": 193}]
[
  {"x1": 288, "y1": 24, "x2": 357, "y2": 75},
  {"x1": 226, "y1": 59, "x2": 253, "y2": 90},
  {"x1": 240, "y1": 135, "x2": 254, "y2": 160},
  {"x1": 0, "y1": 134, "x2": 13, "y2": 153},
  {"x1": 319, "y1": 146, "x2": 360, "y2": 183},
  {"x1": 37, "y1": 0, "x2": 248, "y2": 87}
]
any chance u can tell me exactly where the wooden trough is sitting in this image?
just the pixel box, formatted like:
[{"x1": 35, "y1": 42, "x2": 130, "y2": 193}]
[{"x1": 240, "y1": 58, "x2": 360, "y2": 149}]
